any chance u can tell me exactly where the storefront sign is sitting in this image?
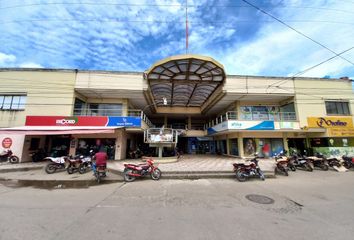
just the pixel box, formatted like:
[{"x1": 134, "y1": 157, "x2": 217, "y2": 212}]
[
  {"x1": 2, "y1": 137, "x2": 12, "y2": 148},
  {"x1": 107, "y1": 117, "x2": 141, "y2": 127},
  {"x1": 26, "y1": 116, "x2": 141, "y2": 128},
  {"x1": 208, "y1": 121, "x2": 274, "y2": 135},
  {"x1": 307, "y1": 117, "x2": 353, "y2": 128},
  {"x1": 328, "y1": 128, "x2": 354, "y2": 137}
]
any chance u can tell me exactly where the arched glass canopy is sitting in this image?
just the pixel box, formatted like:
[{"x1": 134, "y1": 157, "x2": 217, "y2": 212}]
[{"x1": 145, "y1": 54, "x2": 226, "y2": 107}]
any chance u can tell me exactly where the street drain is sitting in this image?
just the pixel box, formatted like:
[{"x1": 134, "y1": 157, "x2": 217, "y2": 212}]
[{"x1": 245, "y1": 194, "x2": 275, "y2": 204}]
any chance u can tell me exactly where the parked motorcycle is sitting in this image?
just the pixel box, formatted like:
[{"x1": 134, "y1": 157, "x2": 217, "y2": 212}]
[
  {"x1": 29, "y1": 148, "x2": 47, "y2": 162},
  {"x1": 123, "y1": 158, "x2": 161, "y2": 182},
  {"x1": 78, "y1": 156, "x2": 92, "y2": 174},
  {"x1": 289, "y1": 151, "x2": 313, "y2": 171},
  {"x1": 66, "y1": 155, "x2": 83, "y2": 174},
  {"x1": 233, "y1": 154, "x2": 265, "y2": 182},
  {"x1": 44, "y1": 156, "x2": 70, "y2": 174},
  {"x1": 342, "y1": 155, "x2": 354, "y2": 169},
  {"x1": 274, "y1": 151, "x2": 289, "y2": 176},
  {"x1": 92, "y1": 163, "x2": 107, "y2": 183},
  {"x1": 0, "y1": 149, "x2": 19, "y2": 164},
  {"x1": 307, "y1": 153, "x2": 329, "y2": 171}
]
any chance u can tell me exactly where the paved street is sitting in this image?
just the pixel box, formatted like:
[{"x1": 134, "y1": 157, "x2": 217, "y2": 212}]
[{"x1": 0, "y1": 170, "x2": 354, "y2": 240}]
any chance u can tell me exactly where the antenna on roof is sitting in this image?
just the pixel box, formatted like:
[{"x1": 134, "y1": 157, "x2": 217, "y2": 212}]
[{"x1": 185, "y1": 0, "x2": 188, "y2": 54}]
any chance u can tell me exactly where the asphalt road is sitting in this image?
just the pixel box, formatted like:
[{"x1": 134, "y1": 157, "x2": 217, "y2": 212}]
[{"x1": 0, "y1": 170, "x2": 354, "y2": 240}]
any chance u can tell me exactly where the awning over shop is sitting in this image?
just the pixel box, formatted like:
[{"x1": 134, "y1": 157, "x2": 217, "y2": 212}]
[{"x1": 0, "y1": 126, "x2": 121, "y2": 135}]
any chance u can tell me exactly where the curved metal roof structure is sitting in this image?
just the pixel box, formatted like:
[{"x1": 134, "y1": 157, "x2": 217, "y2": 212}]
[{"x1": 145, "y1": 54, "x2": 226, "y2": 107}]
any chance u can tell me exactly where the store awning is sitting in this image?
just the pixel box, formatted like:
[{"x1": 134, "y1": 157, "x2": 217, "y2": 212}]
[{"x1": 0, "y1": 126, "x2": 121, "y2": 135}]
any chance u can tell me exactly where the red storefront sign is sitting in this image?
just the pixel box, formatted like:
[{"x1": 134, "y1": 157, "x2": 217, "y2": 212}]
[
  {"x1": 26, "y1": 116, "x2": 109, "y2": 126},
  {"x1": 2, "y1": 137, "x2": 12, "y2": 148}
]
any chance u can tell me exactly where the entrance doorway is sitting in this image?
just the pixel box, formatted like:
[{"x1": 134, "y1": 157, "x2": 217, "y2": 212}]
[{"x1": 287, "y1": 138, "x2": 307, "y2": 155}]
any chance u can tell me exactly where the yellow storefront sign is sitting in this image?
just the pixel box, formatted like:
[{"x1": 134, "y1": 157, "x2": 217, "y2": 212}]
[
  {"x1": 328, "y1": 128, "x2": 354, "y2": 137},
  {"x1": 307, "y1": 117, "x2": 353, "y2": 128}
]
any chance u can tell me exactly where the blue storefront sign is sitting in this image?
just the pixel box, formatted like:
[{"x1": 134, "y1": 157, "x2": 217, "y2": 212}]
[
  {"x1": 107, "y1": 117, "x2": 141, "y2": 127},
  {"x1": 207, "y1": 120, "x2": 275, "y2": 135}
]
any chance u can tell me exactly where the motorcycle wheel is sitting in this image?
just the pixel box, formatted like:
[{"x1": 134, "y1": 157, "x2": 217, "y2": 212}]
[
  {"x1": 343, "y1": 162, "x2": 352, "y2": 169},
  {"x1": 290, "y1": 165, "x2": 296, "y2": 171},
  {"x1": 151, "y1": 168, "x2": 162, "y2": 180},
  {"x1": 320, "y1": 164, "x2": 329, "y2": 171},
  {"x1": 96, "y1": 172, "x2": 101, "y2": 184},
  {"x1": 283, "y1": 168, "x2": 289, "y2": 176},
  {"x1": 9, "y1": 156, "x2": 19, "y2": 164},
  {"x1": 235, "y1": 169, "x2": 247, "y2": 182},
  {"x1": 78, "y1": 165, "x2": 86, "y2": 174},
  {"x1": 124, "y1": 169, "x2": 136, "y2": 182},
  {"x1": 45, "y1": 163, "x2": 57, "y2": 174},
  {"x1": 67, "y1": 167, "x2": 74, "y2": 174},
  {"x1": 258, "y1": 170, "x2": 265, "y2": 181},
  {"x1": 305, "y1": 163, "x2": 313, "y2": 172}
]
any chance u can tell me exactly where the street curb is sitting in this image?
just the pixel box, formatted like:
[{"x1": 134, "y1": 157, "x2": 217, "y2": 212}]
[
  {"x1": 0, "y1": 177, "x2": 124, "y2": 188},
  {"x1": 0, "y1": 166, "x2": 44, "y2": 173},
  {"x1": 108, "y1": 168, "x2": 276, "y2": 179}
]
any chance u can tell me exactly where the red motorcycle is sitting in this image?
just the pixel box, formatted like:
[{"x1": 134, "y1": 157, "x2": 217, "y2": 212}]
[
  {"x1": 233, "y1": 154, "x2": 265, "y2": 182},
  {"x1": 123, "y1": 158, "x2": 161, "y2": 182},
  {"x1": 0, "y1": 149, "x2": 19, "y2": 164}
]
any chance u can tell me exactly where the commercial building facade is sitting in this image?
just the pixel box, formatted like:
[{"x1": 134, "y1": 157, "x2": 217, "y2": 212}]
[{"x1": 0, "y1": 54, "x2": 353, "y2": 162}]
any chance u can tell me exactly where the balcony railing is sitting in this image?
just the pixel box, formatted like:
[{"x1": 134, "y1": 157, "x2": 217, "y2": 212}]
[{"x1": 205, "y1": 111, "x2": 297, "y2": 128}]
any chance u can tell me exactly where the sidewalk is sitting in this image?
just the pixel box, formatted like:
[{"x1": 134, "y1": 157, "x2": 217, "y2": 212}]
[
  {"x1": 108, "y1": 155, "x2": 276, "y2": 179},
  {"x1": 0, "y1": 155, "x2": 276, "y2": 184}
]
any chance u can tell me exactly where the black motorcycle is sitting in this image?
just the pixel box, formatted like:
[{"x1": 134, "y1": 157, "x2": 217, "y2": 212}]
[
  {"x1": 30, "y1": 149, "x2": 47, "y2": 162},
  {"x1": 233, "y1": 154, "x2": 265, "y2": 182},
  {"x1": 289, "y1": 152, "x2": 313, "y2": 171},
  {"x1": 0, "y1": 149, "x2": 19, "y2": 164},
  {"x1": 92, "y1": 164, "x2": 107, "y2": 183},
  {"x1": 308, "y1": 153, "x2": 329, "y2": 171},
  {"x1": 342, "y1": 155, "x2": 353, "y2": 169}
]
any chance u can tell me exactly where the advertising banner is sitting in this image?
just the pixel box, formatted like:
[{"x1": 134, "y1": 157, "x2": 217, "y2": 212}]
[
  {"x1": 328, "y1": 128, "x2": 354, "y2": 137},
  {"x1": 207, "y1": 121, "x2": 274, "y2": 135},
  {"x1": 26, "y1": 116, "x2": 141, "y2": 127},
  {"x1": 307, "y1": 117, "x2": 353, "y2": 128}
]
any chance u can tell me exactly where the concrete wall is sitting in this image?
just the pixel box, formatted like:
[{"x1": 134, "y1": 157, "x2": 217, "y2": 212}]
[
  {"x1": 0, "y1": 134, "x2": 25, "y2": 162},
  {"x1": 225, "y1": 75, "x2": 295, "y2": 95},
  {"x1": 75, "y1": 71, "x2": 146, "y2": 90},
  {"x1": 0, "y1": 70, "x2": 76, "y2": 127}
]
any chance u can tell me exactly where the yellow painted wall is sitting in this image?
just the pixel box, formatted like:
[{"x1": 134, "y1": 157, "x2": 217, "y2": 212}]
[
  {"x1": 0, "y1": 70, "x2": 76, "y2": 127},
  {"x1": 294, "y1": 78, "x2": 354, "y2": 128}
]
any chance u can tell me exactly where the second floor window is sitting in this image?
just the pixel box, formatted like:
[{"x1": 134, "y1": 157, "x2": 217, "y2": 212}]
[
  {"x1": 89, "y1": 103, "x2": 122, "y2": 116},
  {"x1": 325, "y1": 101, "x2": 350, "y2": 115},
  {"x1": 0, "y1": 95, "x2": 27, "y2": 110}
]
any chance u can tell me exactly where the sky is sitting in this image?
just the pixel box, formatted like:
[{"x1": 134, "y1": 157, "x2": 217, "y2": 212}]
[{"x1": 0, "y1": 0, "x2": 353, "y2": 79}]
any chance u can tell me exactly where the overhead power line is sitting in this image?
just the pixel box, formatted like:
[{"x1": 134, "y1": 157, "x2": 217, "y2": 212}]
[
  {"x1": 267, "y1": 46, "x2": 354, "y2": 90},
  {"x1": 240, "y1": 0, "x2": 354, "y2": 66}
]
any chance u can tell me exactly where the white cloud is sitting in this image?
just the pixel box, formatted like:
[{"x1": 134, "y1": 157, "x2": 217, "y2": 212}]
[
  {"x1": 218, "y1": 0, "x2": 354, "y2": 78},
  {"x1": 19, "y1": 62, "x2": 44, "y2": 68},
  {"x1": 0, "y1": 0, "x2": 353, "y2": 78},
  {"x1": 0, "y1": 52, "x2": 16, "y2": 66}
]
